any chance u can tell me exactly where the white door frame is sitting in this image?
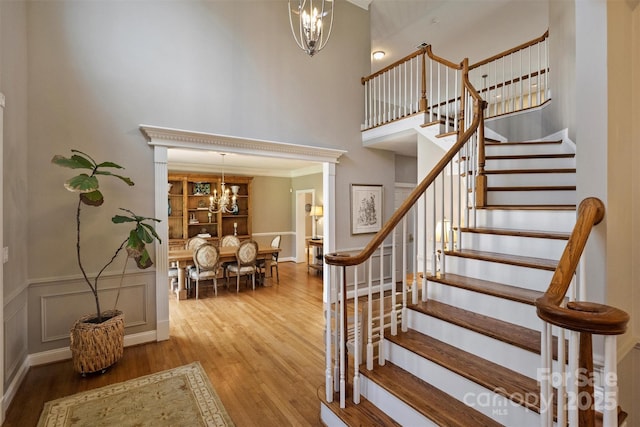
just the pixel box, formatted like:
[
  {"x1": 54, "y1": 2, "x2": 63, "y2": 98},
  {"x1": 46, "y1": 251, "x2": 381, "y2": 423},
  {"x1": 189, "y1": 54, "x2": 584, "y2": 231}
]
[
  {"x1": 141, "y1": 125, "x2": 345, "y2": 341},
  {"x1": 295, "y1": 189, "x2": 315, "y2": 263}
]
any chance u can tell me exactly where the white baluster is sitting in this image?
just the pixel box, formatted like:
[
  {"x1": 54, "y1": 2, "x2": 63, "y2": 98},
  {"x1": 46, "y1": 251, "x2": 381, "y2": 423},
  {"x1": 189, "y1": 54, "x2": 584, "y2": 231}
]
[
  {"x1": 353, "y1": 265, "x2": 360, "y2": 404},
  {"x1": 378, "y1": 245, "x2": 385, "y2": 365},
  {"x1": 603, "y1": 335, "x2": 618, "y2": 427}
]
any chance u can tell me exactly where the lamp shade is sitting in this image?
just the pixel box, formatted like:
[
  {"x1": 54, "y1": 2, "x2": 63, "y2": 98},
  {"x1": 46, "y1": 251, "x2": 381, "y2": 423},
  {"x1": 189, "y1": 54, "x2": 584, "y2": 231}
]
[{"x1": 310, "y1": 205, "x2": 323, "y2": 217}]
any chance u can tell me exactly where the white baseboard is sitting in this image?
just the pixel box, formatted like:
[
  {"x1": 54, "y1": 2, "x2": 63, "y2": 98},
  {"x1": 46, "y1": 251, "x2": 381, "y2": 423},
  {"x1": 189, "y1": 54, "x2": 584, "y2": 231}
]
[{"x1": 2, "y1": 357, "x2": 30, "y2": 420}]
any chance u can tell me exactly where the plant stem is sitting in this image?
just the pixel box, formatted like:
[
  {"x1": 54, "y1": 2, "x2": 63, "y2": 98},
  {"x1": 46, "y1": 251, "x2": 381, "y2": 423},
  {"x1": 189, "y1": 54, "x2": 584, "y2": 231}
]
[
  {"x1": 76, "y1": 197, "x2": 129, "y2": 323},
  {"x1": 113, "y1": 254, "x2": 130, "y2": 312}
]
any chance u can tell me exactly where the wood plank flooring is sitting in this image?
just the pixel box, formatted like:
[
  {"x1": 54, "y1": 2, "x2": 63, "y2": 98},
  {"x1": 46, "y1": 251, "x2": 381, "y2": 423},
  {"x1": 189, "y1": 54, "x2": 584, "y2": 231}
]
[{"x1": 4, "y1": 262, "x2": 326, "y2": 427}]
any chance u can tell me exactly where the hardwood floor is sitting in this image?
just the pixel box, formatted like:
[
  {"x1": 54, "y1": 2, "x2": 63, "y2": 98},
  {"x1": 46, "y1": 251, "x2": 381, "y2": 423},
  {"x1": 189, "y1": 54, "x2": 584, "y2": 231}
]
[{"x1": 4, "y1": 262, "x2": 327, "y2": 427}]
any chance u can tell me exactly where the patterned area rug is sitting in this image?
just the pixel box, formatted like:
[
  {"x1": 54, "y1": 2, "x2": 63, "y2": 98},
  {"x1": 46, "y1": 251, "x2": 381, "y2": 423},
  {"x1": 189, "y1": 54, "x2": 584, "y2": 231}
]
[{"x1": 37, "y1": 362, "x2": 235, "y2": 427}]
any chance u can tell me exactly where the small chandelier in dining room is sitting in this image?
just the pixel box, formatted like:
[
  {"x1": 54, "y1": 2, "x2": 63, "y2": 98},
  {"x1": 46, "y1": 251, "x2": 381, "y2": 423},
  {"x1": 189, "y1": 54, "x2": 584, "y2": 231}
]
[
  {"x1": 208, "y1": 154, "x2": 239, "y2": 214},
  {"x1": 288, "y1": 0, "x2": 334, "y2": 57}
]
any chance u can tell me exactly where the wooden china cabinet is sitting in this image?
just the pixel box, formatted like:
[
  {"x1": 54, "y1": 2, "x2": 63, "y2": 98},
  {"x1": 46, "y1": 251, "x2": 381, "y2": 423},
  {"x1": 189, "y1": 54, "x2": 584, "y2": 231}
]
[{"x1": 167, "y1": 172, "x2": 253, "y2": 249}]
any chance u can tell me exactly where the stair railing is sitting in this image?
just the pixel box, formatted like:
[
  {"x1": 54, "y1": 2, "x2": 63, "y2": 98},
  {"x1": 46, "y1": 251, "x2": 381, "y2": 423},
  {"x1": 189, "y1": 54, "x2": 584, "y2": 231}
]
[
  {"x1": 469, "y1": 31, "x2": 550, "y2": 119},
  {"x1": 535, "y1": 197, "x2": 629, "y2": 427},
  {"x1": 324, "y1": 55, "x2": 487, "y2": 407},
  {"x1": 361, "y1": 45, "x2": 463, "y2": 133},
  {"x1": 361, "y1": 31, "x2": 550, "y2": 131}
]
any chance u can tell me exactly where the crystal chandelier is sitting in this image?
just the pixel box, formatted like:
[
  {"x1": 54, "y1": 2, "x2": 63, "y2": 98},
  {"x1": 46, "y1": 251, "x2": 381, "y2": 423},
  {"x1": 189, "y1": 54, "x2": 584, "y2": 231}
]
[
  {"x1": 208, "y1": 154, "x2": 239, "y2": 214},
  {"x1": 288, "y1": 0, "x2": 334, "y2": 57}
]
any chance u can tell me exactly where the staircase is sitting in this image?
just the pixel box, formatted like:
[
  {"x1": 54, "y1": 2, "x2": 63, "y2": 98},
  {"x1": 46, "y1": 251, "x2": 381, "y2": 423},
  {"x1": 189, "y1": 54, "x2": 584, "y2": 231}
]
[{"x1": 321, "y1": 138, "x2": 581, "y2": 426}]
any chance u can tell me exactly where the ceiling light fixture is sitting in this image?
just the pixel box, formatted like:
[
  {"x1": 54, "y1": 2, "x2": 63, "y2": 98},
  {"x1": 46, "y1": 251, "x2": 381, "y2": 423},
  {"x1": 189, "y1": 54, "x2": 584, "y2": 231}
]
[
  {"x1": 372, "y1": 50, "x2": 385, "y2": 60},
  {"x1": 208, "y1": 154, "x2": 238, "y2": 214},
  {"x1": 288, "y1": 0, "x2": 334, "y2": 57}
]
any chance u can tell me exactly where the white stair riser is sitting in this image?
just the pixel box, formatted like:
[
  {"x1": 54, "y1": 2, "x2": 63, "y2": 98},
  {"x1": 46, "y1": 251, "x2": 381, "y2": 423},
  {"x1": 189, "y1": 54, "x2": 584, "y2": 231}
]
[
  {"x1": 459, "y1": 232, "x2": 566, "y2": 260},
  {"x1": 474, "y1": 209, "x2": 575, "y2": 232},
  {"x1": 386, "y1": 342, "x2": 543, "y2": 426},
  {"x1": 360, "y1": 374, "x2": 439, "y2": 427},
  {"x1": 486, "y1": 172, "x2": 576, "y2": 187},
  {"x1": 407, "y1": 309, "x2": 540, "y2": 378},
  {"x1": 444, "y1": 256, "x2": 555, "y2": 292},
  {"x1": 486, "y1": 157, "x2": 575, "y2": 170},
  {"x1": 486, "y1": 189, "x2": 576, "y2": 206},
  {"x1": 320, "y1": 404, "x2": 348, "y2": 427},
  {"x1": 426, "y1": 280, "x2": 542, "y2": 331},
  {"x1": 485, "y1": 143, "x2": 574, "y2": 156}
]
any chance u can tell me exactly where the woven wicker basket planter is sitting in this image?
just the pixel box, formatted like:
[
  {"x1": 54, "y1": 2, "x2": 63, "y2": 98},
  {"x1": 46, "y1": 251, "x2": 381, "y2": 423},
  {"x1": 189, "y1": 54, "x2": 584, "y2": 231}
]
[{"x1": 70, "y1": 310, "x2": 124, "y2": 375}]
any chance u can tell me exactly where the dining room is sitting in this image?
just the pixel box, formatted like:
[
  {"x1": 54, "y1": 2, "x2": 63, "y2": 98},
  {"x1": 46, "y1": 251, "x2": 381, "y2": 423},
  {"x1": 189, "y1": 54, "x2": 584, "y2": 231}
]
[{"x1": 165, "y1": 147, "x2": 325, "y2": 300}]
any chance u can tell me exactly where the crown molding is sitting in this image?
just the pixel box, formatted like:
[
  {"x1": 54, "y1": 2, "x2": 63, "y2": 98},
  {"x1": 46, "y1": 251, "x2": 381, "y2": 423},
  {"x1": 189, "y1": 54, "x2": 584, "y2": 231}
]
[
  {"x1": 346, "y1": 0, "x2": 372, "y2": 10},
  {"x1": 139, "y1": 125, "x2": 346, "y2": 164}
]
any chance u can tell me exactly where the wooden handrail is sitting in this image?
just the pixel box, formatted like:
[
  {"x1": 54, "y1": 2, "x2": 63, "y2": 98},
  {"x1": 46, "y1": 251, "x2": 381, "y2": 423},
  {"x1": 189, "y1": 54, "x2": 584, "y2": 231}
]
[
  {"x1": 469, "y1": 30, "x2": 549, "y2": 70},
  {"x1": 361, "y1": 49, "x2": 424, "y2": 84},
  {"x1": 535, "y1": 197, "x2": 629, "y2": 335},
  {"x1": 326, "y1": 73, "x2": 486, "y2": 267},
  {"x1": 361, "y1": 44, "x2": 464, "y2": 85}
]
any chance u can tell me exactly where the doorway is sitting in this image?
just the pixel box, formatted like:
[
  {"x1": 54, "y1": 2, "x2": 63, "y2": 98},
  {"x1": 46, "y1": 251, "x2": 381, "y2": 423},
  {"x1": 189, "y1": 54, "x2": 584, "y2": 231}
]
[
  {"x1": 142, "y1": 125, "x2": 345, "y2": 341},
  {"x1": 295, "y1": 190, "x2": 314, "y2": 263}
]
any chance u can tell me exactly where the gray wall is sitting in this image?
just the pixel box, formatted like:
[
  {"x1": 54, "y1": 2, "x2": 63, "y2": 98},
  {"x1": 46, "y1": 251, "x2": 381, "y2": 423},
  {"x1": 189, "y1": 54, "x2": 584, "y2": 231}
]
[
  {"x1": 1, "y1": 0, "x2": 29, "y2": 390},
  {"x1": 20, "y1": 0, "x2": 379, "y2": 363},
  {"x1": 395, "y1": 155, "x2": 417, "y2": 184},
  {"x1": 251, "y1": 175, "x2": 295, "y2": 257}
]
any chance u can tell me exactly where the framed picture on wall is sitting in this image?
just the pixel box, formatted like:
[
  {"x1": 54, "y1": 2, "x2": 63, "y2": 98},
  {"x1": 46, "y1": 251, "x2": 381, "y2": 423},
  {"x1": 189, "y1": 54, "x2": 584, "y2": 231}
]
[{"x1": 350, "y1": 184, "x2": 383, "y2": 235}]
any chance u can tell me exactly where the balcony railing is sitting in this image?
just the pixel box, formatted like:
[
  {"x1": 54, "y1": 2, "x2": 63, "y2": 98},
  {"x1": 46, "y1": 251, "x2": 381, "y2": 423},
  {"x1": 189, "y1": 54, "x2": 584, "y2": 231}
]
[{"x1": 361, "y1": 31, "x2": 550, "y2": 131}]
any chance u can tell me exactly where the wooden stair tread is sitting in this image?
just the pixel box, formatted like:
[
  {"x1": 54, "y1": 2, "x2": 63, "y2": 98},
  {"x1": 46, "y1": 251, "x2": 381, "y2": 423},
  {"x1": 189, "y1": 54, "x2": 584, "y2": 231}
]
[
  {"x1": 386, "y1": 329, "x2": 545, "y2": 413},
  {"x1": 359, "y1": 362, "x2": 502, "y2": 427},
  {"x1": 485, "y1": 140, "x2": 562, "y2": 146},
  {"x1": 444, "y1": 248, "x2": 558, "y2": 271},
  {"x1": 487, "y1": 185, "x2": 576, "y2": 191},
  {"x1": 477, "y1": 204, "x2": 576, "y2": 210},
  {"x1": 319, "y1": 390, "x2": 401, "y2": 427},
  {"x1": 459, "y1": 226, "x2": 570, "y2": 240},
  {"x1": 485, "y1": 168, "x2": 576, "y2": 174},
  {"x1": 426, "y1": 272, "x2": 543, "y2": 305},
  {"x1": 409, "y1": 299, "x2": 564, "y2": 359},
  {"x1": 486, "y1": 153, "x2": 575, "y2": 160}
]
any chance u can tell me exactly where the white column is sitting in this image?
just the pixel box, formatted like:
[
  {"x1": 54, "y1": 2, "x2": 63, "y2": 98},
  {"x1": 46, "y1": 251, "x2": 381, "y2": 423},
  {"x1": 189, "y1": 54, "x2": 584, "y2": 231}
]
[{"x1": 154, "y1": 146, "x2": 170, "y2": 341}]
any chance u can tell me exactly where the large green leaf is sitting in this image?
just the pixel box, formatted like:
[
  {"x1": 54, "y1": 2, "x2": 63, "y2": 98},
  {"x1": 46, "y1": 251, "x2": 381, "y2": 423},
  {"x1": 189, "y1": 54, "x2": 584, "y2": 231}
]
[
  {"x1": 80, "y1": 190, "x2": 104, "y2": 206},
  {"x1": 64, "y1": 174, "x2": 99, "y2": 193},
  {"x1": 52, "y1": 154, "x2": 92, "y2": 170},
  {"x1": 141, "y1": 222, "x2": 161, "y2": 244},
  {"x1": 95, "y1": 161, "x2": 125, "y2": 170},
  {"x1": 94, "y1": 171, "x2": 134, "y2": 186},
  {"x1": 111, "y1": 214, "x2": 136, "y2": 224},
  {"x1": 134, "y1": 248, "x2": 153, "y2": 269}
]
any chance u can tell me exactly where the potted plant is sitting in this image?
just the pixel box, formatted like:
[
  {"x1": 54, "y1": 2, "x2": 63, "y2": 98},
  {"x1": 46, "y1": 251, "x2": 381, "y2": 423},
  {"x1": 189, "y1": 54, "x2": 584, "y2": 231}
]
[{"x1": 52, "y1": 149, "x2": 161, "y2": 375}]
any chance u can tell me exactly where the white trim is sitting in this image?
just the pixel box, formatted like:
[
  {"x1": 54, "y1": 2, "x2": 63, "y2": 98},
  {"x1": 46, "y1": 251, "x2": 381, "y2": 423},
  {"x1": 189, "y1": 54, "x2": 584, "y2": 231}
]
[
  {"x1": 144, "y1": 125, "x2": 344, "y2": 343},
  {"x1": 251, "y1": 231, "x2": 295, "y2": 237},
  {"x1": 345, "y1": 0, "x2": 371, "y2": 10},
  {"x1": 167, "y1": 161, "x2": 322, "y2": 178},
  {"x1": 27, "y1": 330, "x2": 157, "y2": 367},
  {"x1": 2, "y1": 358, "x2": 28, "y2": 418},
  {"x1": 140, "y1": 125, "x2": 346, "y2": 164},
  {"x1": 395, "y1": 182, "x2": 417, "y2": 188}
]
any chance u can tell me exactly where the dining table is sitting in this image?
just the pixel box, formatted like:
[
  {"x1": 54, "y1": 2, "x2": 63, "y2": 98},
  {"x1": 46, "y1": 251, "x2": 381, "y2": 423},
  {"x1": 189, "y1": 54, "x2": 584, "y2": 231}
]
[{"x1": 168, "y1": 244, "x2": 281, "y2": 299}]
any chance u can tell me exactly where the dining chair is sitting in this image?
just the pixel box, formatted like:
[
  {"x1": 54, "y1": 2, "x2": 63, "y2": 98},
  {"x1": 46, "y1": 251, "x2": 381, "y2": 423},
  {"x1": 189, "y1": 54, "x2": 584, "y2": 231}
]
[
  {"x1": 220, "y1": 235, "x2": 240, "y2": 247},
  {"x1": 226, "y1": 240, "x2": 258, "y2": 292},
  {"x1": 184, "y1": 237, "x2": 209, "y2": 292},
  {"x1": 220, "y1": 235, "x2": 241, "y2": 282},
  {"x1": 257, "y1": 235, "x2": 281, "y2": 284},
  {"x1": 188, "y1": 244, "x2": 221, "y2": 299}
]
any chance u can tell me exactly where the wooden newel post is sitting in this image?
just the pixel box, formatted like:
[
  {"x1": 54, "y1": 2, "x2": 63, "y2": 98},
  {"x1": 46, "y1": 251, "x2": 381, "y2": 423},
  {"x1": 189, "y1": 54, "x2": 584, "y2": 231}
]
[
  {"x1": 419, "y1": 50, "x2": 427, "y2": 112},
  {"x1": 475, "y1": 110, "x2": 487, "y2": 207}
]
